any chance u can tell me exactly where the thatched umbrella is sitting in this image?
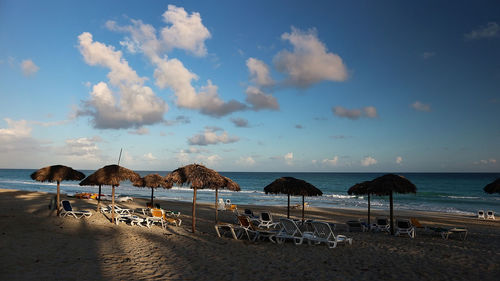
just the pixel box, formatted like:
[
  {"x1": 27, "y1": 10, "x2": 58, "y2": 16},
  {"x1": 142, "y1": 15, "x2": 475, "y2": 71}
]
[
  {"x1": 164, "y1": 164, "x2": 240, "y2": 233},
  {"x1": 484, "y1": 178, "x2": 500, "y2": 194},
  {"x1": 79, "y1": 164, "x2": 140, "y2": 223},
  {"x1": 133, "y1": 174, "x2": 172, "y2": 206},
  {"x1": 31, "y1": 165, "x2": 85, "y2": 215},
  {"x1": 360, "y1": 174, "x2": 417, "y2": 235},
  {"x1": 347, "y1": 181, "x2": 372, "y2": 227},
  {"x1": 264, "y1": 177, "x2": 322, "y2": 222}
]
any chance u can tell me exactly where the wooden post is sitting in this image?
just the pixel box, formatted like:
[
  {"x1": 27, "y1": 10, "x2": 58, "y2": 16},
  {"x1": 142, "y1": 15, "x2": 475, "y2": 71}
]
[
  {"x1": 97, "y1": 185, "x2": 102, "y2": 212},
  {"x1": 302, "y1": 195, "x2": 305, "y2": 222},
  {"x1": 111, "y1": 185, "x2": 115, "y2": 223},
  {"x1": 192, "y1": 187, "x2": 197, "y2": 233},
  {"x1": 56, "y1": 181, "x2": 61, "y2": 215},
  {"x1": 151, "y1": 188, "x2": 154, "y2": 206},
  {"x1": 215, "y1": 187, "x2": 219, "y2": 223},
  {"x1": 389, "y1": 191, "x2": 394, "y2": 235},
  {"x1": 287, "y1": 194, "x2": 290, "y2": 219},
  {"x1": 367, "y1": 193, "x2": 371, "y2": 229}
]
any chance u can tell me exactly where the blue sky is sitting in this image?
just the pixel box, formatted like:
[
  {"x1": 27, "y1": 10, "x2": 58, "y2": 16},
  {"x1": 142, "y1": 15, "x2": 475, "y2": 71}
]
[{"x1": 0, "y1": 0, "x2": 499, "y2": 172}]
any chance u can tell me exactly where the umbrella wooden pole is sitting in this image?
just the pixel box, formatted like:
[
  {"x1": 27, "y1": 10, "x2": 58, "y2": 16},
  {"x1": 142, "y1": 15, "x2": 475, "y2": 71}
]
[
  {"x1": 302, "y1": 195, "x2": 305, "y2": 222},
  {"x1": 192, "y1": 187, "x2": 197, "y2": 233},
  {"x1": 56, "y1": 181, "x2": 61, "y2": 215},
  {"x1": 287, "y1": 194, "x2": 290, "y2": 219},
  {"x1": 367, "y1": 193, "x2": 371, "y2": 229},
  {"x1": 389, "y1": 191, "x2": 394, "y2": 235},
  {"x1": 151, "y1": 188, "x2": 154, "y2": 206},
  {"x1": 97, "y1": 185, "x2": 102, "y2": 212},
  {"x1": 215, "y1": 187, "x2": 218, "y2": 223},
  {"x1": 111, "y1": 185, "x2": 115, "y2": 223}
]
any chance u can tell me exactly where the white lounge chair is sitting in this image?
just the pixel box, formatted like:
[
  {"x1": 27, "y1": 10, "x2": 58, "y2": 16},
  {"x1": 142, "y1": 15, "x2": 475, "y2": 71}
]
[
  {"x1": 477, "y1": 210, "x2": 485, "y2": 219},
  {"x1": 375, "y1": 217, "x2": 390, "y2": 233},
  {"x1": 270, "y1": 218, "x2": 313, "y2": 245},
  {"x1": 145, "y1": 208, "x2": 165, "y2": 228},
  {"x1": 309, "y1": 221, "x2": 352, "y2": 248},
  {"x1": 217, "y1": 198, "x2": 226, "y2": 211},
  {"x1": 486, "y1": 210, "x2": 495, "y2": 220},
  {"x1": 110, "y1": 204, "x2": 133, "y2": 215},
  {"x1": 253, "y1": 211, "x2": 280, "y2": 229},
  {"x1": 60, "y1": 200, "x2": 92, "y2": 219},
  {"x1": 395, "y1": 219, "x2": 415, "y2": 238}
]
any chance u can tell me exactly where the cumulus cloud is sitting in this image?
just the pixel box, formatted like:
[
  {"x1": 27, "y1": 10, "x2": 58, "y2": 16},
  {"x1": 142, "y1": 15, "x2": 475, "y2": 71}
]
[
  {"x1": 230, "y1": 117, "x2": 249, "y2": 128},
  {"x1": 62, "y1": 137, "x2": 101, "y2": 158},
  {"x1": 246, "y1": 58, "x2": 274, "y2": 87},
  {"x1": 411, "y1": 101, "x2": 431, "y2": 112},
  {"x1": 396, "y1": 156, "x2": 403, "y2": 164},
  {"x1": 245, "y1": 86, "x2": 279, "y2": 111},
  {"x1": 0, "y1": 118, "x2": 32, "y2": 139},
  {"x1": 361, "y1": 156, "x2": 377, "y2": 167},
  {"x1": 284, "y1": 152, "x2": 293, "y2": 165},
  {"x1": 188, "y1": 127, "x2": 239, "y2": 146},
  {"x1": 274, "y1": 27, "x2": 348, "y2": 88},
  {"x1": 77, "y1": 33, "x2": 168, "y2": 129},
  {"x1": 163, "y1": 115, "x2": 191, "y2": 126},
  {"x1": 332, "y1": 106, "x2": 378, "y2": 120},
  {"x1": 20, "y1": 59, "x2": 39, "y2": 76},
  {"x1": 128, "y1": 127, "x2": 149, "y2": 135},
  {"x1": 143, "y1": 152, "x2": 157, "y2": 160},
  {"x1": 476, "y1": 158, "x2": 497, "y2": 165},
  {"x1": 322, "y1": 156, "x2": 339, "y2": 166},
  {"x1": 465, "y1": 22, "x2": 500, "y2": 40},
  {"x1": 236, "y1": 156, "x2": 256, "y2": 166},
  {"x1": 160, "y1": 5, "x2": 211, "y2": 56}
]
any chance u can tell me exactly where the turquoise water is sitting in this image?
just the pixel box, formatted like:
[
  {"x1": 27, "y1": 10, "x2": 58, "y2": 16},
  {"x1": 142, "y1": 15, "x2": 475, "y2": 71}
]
[{"x1": 1, "y1": 169, "x2": 498, "y2": 215}]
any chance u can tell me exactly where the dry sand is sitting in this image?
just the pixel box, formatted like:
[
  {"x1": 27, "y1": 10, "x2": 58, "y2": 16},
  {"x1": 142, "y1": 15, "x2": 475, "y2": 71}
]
[{"x1": 0, "y1": 188, "x2": 499, "y2": 280}]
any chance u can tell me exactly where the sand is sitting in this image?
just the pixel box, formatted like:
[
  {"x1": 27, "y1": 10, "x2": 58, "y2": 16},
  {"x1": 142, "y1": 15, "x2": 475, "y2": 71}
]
[{"x1": 0, "y1": 188, "x2": 499, "y2": 280}]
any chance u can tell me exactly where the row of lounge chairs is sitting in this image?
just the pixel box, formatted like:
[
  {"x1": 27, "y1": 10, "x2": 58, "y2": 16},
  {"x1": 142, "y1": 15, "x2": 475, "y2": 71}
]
[{"x1": 477, "y1": 210, "x2": 496, "y2": 220}]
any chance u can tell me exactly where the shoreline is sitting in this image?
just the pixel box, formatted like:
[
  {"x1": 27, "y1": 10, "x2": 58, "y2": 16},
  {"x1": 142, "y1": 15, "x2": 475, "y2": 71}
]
[{"x1": 1, "y1": 188, "x2": 499, "y2": 280}]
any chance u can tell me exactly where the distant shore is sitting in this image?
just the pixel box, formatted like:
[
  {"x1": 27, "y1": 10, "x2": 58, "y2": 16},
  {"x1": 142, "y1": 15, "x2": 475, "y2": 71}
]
[{"x1": 1, "y1": 188, "x2": 499, "y2": 280}]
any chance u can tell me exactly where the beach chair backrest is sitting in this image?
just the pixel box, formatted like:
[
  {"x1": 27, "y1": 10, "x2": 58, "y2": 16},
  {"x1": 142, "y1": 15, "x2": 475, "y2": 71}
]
[
  {"x1": 397, "y1": 220, "x2": 411, "y2": 229},
  {"x1": 377, "y1": 218, "x2": 388, "y2": 225},
  {"x1": 410, "y1": 218, "x2": 423, "y2": 228},
  {"x1": 280, "y1": 218, "x2": 301, "y2": 236},
  {"x1": 244, "y1": 209, "x2": 253, "y2": 216},
  {"x1": 226, "y1": 199, "x2": 231, "y2": 205},
  {"x1": 261, "y1": 212, "x2": 272, "y2": 222},
  {"x1": 312, "y1": 221, "x2": 332, "y2": 239},
  {"x1": 61, "y1": 200, "x2": 72, "y2": 211},
  {"x1": 238, "y1": 216, "x2": 251, "y2": 228},
  {"x1": 487, "y1": 210, "x2": 493, "y2": 216},
  {"x1": 151, "y1": 209, "x2": 163, "y2": 218}
]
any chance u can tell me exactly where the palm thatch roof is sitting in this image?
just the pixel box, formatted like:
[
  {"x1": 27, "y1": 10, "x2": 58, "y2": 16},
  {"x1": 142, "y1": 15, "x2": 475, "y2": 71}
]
[
  {"x1": 347, "y1": 181, "x2": 372, "y2": 195},
  {"x1": 264, "y1": 177, "x2": 322, "y2": 196},
  {"x1": 133, "y1": 174, "x2": 172, "y2": 189},
  {"x1": 361, "y1": 174, "x2": 417, "y2": 196},
  {"x1": 484, "y1": 178, "x2": 500, "y2": 194},
  {"x1": 79, "y1": 164, "x2": 140, "y2": 187},
  {"x1": 31, "y1": 165, "x2": 85, "y2": 183},
  {"x1": 165, "y1": 164, "x2": 240, "y2": 191}
]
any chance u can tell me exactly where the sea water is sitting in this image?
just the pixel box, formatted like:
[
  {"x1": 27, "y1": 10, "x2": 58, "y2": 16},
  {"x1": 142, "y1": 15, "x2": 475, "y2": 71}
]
[{"x1": 1, "y1": 169, "x2": 498, "y2": 216}]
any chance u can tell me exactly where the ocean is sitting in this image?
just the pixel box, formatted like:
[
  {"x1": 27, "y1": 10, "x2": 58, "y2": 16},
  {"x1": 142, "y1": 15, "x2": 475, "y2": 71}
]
[{"x1": 1, "y1": 169, "x2": 498, "y2": 216}]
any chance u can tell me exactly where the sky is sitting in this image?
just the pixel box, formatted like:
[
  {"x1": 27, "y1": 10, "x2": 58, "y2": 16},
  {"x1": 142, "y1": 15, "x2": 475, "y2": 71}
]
[{"x1": 0, "y1": 0, "x2": 499, "y2": 172}]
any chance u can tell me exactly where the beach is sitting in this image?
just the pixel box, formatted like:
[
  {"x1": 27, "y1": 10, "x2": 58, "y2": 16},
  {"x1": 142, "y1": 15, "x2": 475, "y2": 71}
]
[{"x1": 1, "y1": 188, "x2": 499, "y2": 281}]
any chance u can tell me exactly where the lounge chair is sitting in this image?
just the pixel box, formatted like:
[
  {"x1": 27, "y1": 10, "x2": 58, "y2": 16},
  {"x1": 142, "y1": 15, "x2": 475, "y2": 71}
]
[
  {"x1": 163, "y1": 212, "x2": 182, "y2": 227},
  {"x1": 270, "y1": 218, "x2": 313, "y2": 245},
  {"x1": 477, "y1": 210, "x2": 485, "y2": 219},
  {"x1": 395, "y1": 219, "x2": 415, "y2": 238},
  {"x1": 375, "y1": 217, "x2": 390, "y2": 233},
  {"x1": 309, "y1": 221, "x2": 352, "y2": 248},
  {"x1": 236, "y1": 215, "x2": 260, "y2": 241},
  {"x1": 346, "y1": 220, "x2": 368, "y2": 232},
  {"x1": 60, "y1": 200, "x2": 92, "y2": 219},
  {"x1": 145, "y1": 208, "x2": 165, "y2": 228},
  {"x1": 243, "y1": 209, "x2": 259, "y2": 220},
  {"x1": 115, "y1": 214, "x2": 146, "y2": 226},
  {"x1": 253, "y1": 211, "x2": 280, "y2": 229},
  {"x1": 110, "y1": 204, "x2": 133, "y2": 215},
  {"x1": 217, "y1": 198, "x2": 226, "y2": 211},
  {"x1": 486, "y1": 210, "x2": 496, "y2": 220}
]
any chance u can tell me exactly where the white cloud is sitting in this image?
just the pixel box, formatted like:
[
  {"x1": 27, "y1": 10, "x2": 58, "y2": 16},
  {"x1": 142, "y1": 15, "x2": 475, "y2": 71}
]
[
  {"x1": 246, "y1": 58, "x2": 274, "y2": 87},
  {"x1": 160, "y1": 5, "x2": 211, "y2": 56},
  {"x1": 128, "y1": 127, "x2": 149, "y2": 135},
  {"x1": 274, "y1": 27, "x2": 348, "y2": 88},
  {"x1": 77, "y1": 33, "x2": 168, "y2": 129},
  {"x1": 0, "y1": 118, "x2": 32, "y2": 139},
  {"x1": 421, "y1": 52, "x2": 436, "y2": 60},
  {"x1": 284, "y1": 152, "x2": 294, "y2": 165},
  {"x1": 163, "y1": 115, "x2": 191, "y2": 126},
  {"x1": 477, "y1": 158, "x2": 497, "y2": 165},
  {"x1": 322, "y1": 156, "x2": 339, "y2": 166},
  {"x1": 62, "y1": 137, "x2": 101, "y2": 158},
  {"x1": 411, "y1": 101, "x2": 431, "y2": 112},
  {"x1": 230, "y1": 117, "x2": 249, "y2": 128},
  {"x1": 245, "y1": 86, "x2": 279, "y2": 111},
  {"x1": 188, "y1": 127, "x2": 239, "y2": 146},
  {"x1": 236, "y1": 156, "x2": 256, "y2": 166},
  {"x1": 396, "y1": 156, "x2": 403, "y2": 164},
  {"x1": 144, "y1": 152, "x2": 157, "y2": 160},
  {"x1": 465, "y1": 22, "x2": 500, "y2": 40},
  {"x1": 20, "y1": 59, "x2": 39, "y2": 76},
  {"x1": 361, "y1": 156, "x2": 377, "y2": 166},
  {"x1": 332, "y1": 106, "x2": 378, "y2": 120}
]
